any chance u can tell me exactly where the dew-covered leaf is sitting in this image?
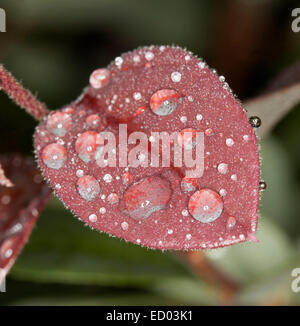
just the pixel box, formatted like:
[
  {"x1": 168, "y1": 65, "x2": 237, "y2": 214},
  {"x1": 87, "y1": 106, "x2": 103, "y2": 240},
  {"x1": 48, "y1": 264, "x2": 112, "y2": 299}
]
[
  {"x1": 34, "y1": 46, "x2": 260, "y2": 250},
  {"x1": 0, "y1": 154, "x2": 51, "y2": 284}
]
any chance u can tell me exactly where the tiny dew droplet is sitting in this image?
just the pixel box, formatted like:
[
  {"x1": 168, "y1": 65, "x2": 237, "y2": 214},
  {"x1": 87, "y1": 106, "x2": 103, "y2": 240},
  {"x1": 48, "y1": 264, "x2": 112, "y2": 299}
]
[
  {"x1": 145, "y1": 51, "x2": 154, "y2": 61},
  {"x1": 196, "y1": 114, "x2": 203, "y2": 121},
  {"x1": 226, "y1": 138, "x2": 234, "y2": 147},
  {"x1": 205, "y1": 128, "x2": 214, "y2": 136},
  {"x1": 217, "y1": 163, "x2": 228, "y2": 175},
  {"x1": 4, "y1": 248, "x2": 13, "y2": 259},
  {"x1": 219, "y1": 189, "x2": 227, "y2": 197},
  {"x1": 231, "y1": 174, "x2": 237, "y2": 181},
  {"x1": 182, "y1": 209, "x2": 189, "y2": 216},
  {"x1": 180, "y1": 116, "x2": 187, "y2": 123},
  {"x1": 243, "y1": 134, "x2": 249, "y2": 142},
  {"x1": 186, "y1": 234, "x2": 192, "y2": 240},
  {"x1": 103, "y1": 174, "x2": 113, "y2": 183},
  {"x1": 226, "y1": 216, "x2": 236, "y2": 230},
  {"x1": 171, "y1": 71, "x2": 181, "y2": 82},
  {"x1": 259, "y1": 180, "x2": 267, "y2": 191},
  {"x1": 107, "y1": 193, "x2": 119, "y2": 205},
  {"x1": 121, "y1": 221, "x2": 128, "y2": 231},
  {"x1": 99, "y1": 207, "x2": 106, "y2": 214},
  {"x1": 249, "y1": 116, "x2": 261, "y2": 128},
  {"x1": 115, "y1": 56, "x2": 123, "y2": 67},
  {"x1": 88, "y1": 214, "x2": 98, "y2": 222},
  {"x1": 133, "y1": 92, "x2": 142, "y2": 101},
  {"x1": 76, "y1": 169, "x2": 84, "y2": 178}
]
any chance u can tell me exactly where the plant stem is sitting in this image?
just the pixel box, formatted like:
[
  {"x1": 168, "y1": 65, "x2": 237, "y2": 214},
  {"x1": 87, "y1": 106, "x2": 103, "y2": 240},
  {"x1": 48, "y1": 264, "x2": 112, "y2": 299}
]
[
  {"x1": 182, "y1": 251, "x2": 240, "y2": 304},
  {"x1": 0, "y1": 65, "x2": 49, "y2": 121}
]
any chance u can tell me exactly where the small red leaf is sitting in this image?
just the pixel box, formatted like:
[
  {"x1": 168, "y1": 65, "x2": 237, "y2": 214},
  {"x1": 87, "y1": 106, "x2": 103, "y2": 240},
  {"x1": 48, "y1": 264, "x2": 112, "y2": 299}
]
[
  {"x1": 34, "y1": 46, "x2": 260, "y2": 250},
  {"x1": 0, "y1": 154, "x2": 51, "y2": 283}
]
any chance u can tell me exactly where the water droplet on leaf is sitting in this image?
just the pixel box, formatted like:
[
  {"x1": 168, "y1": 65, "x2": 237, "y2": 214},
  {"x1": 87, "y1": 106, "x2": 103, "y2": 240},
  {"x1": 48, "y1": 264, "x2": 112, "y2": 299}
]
[
  {"x1": 77, "y1": 175, "x2": 100, "y2": 201},
  {"x1": 121, "y1": 176, "x2": 172, "y2": 220},
  {"x1": 89, "y1": 68, "x2": 110, "y2": 89},
  {"x1": 46, "y1": 112, "x2": 72, "y2": 137},
  {"x1": 150, "y1": 89, "x2": 180, "y2": 116},
  {"x1": 188, "y1": 189, "x2": 223, "y2": 223},
  {"x1": 259, "y1": 180, "x2": 267, "y2": 191},
  {"x1": 249, "y1": 116, "x2": 261, "y2": 128},
  {"x1": 217, "y1": 163, "x2": 228, "y2": 174},
  {"x1": 226, "y1": 216, "x2": 236, "y2": 230},
  {"x1": 42, "y1": 143, "x2": 67, "y2": 169},
  {"x1": 75, "y1": 131, "x2": 104, "y2": 163}
]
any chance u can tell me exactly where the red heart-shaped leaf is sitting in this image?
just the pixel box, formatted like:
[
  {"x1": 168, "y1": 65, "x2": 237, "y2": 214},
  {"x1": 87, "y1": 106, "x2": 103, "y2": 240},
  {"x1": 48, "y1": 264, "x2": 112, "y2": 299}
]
[
  {"x1": 0, "y1": 154, "x2": 51, "y2": 284},
  {"x1": 34, "y1": 46, "x2": 260, "y2": 250}
]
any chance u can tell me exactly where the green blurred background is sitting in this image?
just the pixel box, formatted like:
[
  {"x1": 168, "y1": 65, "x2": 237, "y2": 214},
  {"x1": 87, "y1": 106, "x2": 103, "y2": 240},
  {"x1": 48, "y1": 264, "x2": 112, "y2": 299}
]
[{"x1": 0, "y1": 0, "x2": 300, "y2": 305}]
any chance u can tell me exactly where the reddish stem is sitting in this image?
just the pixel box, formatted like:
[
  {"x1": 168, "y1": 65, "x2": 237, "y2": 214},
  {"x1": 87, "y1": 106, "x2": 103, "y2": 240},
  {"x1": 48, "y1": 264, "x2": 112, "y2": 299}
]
[{"x1": 0, "y1": 64, "x2": 49, "y2": 121}]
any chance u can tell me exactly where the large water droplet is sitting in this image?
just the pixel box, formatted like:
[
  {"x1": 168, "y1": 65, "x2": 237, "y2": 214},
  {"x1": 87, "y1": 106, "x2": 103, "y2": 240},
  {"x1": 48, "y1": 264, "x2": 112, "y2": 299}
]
[
  {"x1": 77, "y1": 175, "x2": 100, "y2": 201},
  {"x1": 150, "y1": 89, "x2": 180, "y2": 116},
  {"x1": 46, "y1": 112, "x2": 72, "y2": 137},
  {"x1": 75, "y1": 131, "x2": 104, "y2": 163},
  {"x1": 42, "y1": 143, "x2": 67, "y2": 169},
  {"x1": 188, "y1": 189, "x2": 223, "y2": 223},
  {"x1": 120, "y1": 176, "x2": 172, "y2": 220}
]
